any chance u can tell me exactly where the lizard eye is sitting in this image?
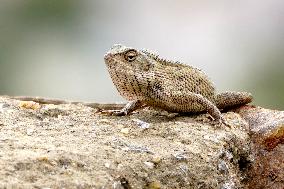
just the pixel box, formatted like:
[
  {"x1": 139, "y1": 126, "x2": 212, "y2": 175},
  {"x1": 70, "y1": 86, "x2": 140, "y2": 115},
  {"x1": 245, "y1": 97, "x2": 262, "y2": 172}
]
[{"x1": 124, "y1": 50, "x2": 137, "y2": 62}]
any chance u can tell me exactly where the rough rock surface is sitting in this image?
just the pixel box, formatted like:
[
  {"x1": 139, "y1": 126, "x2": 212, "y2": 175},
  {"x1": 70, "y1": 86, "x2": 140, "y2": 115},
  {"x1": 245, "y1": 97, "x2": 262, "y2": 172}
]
[
  {"x1": 237, "y1": 106, "x2": 284, "y2": 189},
  {"x1": 0, "y1": 97, "x2": 282, "y2": 188}
]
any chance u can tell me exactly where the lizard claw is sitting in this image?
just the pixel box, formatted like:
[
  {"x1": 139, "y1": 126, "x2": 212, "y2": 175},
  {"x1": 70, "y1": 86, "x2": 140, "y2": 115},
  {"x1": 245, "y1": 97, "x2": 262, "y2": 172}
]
[
  {"x1": 210, "y1": 115, "x2": 231, "y2": 128},
  {"x1": 220, "y1": 115, "x2": 231, "y2": 127},
  {"x1": 211, "y1": 119, "x2": 223, "y2": 127}
]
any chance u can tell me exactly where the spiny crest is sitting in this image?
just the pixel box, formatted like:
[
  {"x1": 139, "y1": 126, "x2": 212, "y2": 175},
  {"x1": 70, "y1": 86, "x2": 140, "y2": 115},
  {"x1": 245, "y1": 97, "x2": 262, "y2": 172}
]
[
  {"x1": 109, "y1": 44, "x2": 132, "y2": 55},
  {"x1": 141, "y1": 49, "x2": 189, "y2": 68}
]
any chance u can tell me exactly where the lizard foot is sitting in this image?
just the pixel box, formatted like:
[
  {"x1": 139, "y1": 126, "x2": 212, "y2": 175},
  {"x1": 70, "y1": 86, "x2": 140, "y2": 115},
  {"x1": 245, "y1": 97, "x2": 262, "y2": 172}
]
[{"x1": 209, "y1": 115, "x2": 231, "y2": 128}]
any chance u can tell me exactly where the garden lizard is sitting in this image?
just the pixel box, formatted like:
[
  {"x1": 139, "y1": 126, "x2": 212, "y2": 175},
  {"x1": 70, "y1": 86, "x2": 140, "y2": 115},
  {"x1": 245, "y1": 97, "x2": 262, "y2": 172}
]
[
  {"x1": 5, "y1": 44, "x2": 252, "y2": 125},
  {"x1": 104, "y1": 44, "x2": 253, "y2": 124}
]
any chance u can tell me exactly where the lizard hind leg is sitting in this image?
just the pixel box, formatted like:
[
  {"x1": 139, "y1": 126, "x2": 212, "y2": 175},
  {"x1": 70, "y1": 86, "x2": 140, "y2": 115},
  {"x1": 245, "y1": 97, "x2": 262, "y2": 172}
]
[{"x1": 216, "y1": 91, "x2": 253, "y2": 109}]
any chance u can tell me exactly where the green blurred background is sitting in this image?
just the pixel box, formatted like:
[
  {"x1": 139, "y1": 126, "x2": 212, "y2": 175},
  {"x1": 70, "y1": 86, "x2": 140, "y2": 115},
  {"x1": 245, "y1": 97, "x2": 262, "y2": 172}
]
[{"x1": 0, "y1": 0, "x2": 283, "y2": 109}]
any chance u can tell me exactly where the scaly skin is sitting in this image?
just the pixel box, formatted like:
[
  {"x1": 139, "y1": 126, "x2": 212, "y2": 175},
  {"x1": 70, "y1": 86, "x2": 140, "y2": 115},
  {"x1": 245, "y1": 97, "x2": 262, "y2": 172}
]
[{"x1": 104, "y1": 44, "x2": 253, "y2": 123}]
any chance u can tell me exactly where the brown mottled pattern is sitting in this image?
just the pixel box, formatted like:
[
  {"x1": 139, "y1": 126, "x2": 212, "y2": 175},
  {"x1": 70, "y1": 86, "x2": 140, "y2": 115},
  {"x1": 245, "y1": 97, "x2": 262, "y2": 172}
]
[{"x1": 104, "y1": 44, "x2": 253, "y2": 121}]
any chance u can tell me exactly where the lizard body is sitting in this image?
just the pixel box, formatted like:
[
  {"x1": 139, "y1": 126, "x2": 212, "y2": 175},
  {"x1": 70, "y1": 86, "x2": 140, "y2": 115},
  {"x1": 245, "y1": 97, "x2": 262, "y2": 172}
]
[{"x1": 104, "y1": 44, "x2": 253, "y2": 122}]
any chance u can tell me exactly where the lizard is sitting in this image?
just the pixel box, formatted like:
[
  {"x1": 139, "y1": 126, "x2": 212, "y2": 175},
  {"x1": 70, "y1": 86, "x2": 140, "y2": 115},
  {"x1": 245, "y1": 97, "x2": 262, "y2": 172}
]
[
  {"x1": 5, "y1": 44, "x2": 252, "y2": 124},
  {"x1": 104, "y1": 44, "x2": 253, "y2": 124}
]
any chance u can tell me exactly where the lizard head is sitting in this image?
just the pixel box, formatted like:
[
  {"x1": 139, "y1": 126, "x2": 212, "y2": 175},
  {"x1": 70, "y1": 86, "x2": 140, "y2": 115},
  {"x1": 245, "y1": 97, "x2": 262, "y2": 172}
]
[
  {"x1": 104, "y1": 44, "x2": 158, "y2": 100},
  {"x1": 104, "y1": 44, "x2": 154, "y2": 72}
]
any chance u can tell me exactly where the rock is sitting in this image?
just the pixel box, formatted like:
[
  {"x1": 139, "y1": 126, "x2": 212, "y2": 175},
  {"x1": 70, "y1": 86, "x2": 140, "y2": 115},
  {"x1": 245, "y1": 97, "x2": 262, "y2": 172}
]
[
  {"x1": 147, "y1": 180, "x2": 162, "y2": 189},
  {"x1": 144, "y1": 161, "x2": 155, "y2": 169},
  {"x1": 151, "y1": 156, "x2": 162, "y2": 164},
  {"x1": 26, "y1": 128, "x2": 34, "y2": 136},
  {"x1": 120, "y1": 128, "x2": 130, "y2": 134},
  {"x1": 132, "y1": 118, "x2": 150, "y2": 129},
  {"x1": 19, "y1": 101, "x2": 41, "y2": 110},
  {"x1": 0, "y1": 96, "x2": 283, "y2": 189},
  {"x1": 237, "y1": 106, "x2": 284, "y2": 189}
]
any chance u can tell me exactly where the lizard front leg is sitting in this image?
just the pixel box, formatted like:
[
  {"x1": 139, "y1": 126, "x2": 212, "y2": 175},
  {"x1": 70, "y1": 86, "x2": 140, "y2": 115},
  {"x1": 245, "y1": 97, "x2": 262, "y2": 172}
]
[{"x1": 106, "y1": 100, "x2": 144, "y2": 116}]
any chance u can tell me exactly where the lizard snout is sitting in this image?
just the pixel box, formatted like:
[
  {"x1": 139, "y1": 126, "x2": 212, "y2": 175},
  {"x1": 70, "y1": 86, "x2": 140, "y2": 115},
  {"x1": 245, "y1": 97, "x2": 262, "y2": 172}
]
[{"x1": 104, "y1": 53, "x2": 113, "y2": 62}]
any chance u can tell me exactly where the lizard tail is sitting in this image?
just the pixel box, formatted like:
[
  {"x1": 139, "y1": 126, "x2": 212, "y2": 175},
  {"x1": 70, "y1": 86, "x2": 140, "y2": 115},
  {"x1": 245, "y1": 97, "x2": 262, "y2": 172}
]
[{"x1": 216, "y1": 91, "x2": 253, "y2": 109}]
